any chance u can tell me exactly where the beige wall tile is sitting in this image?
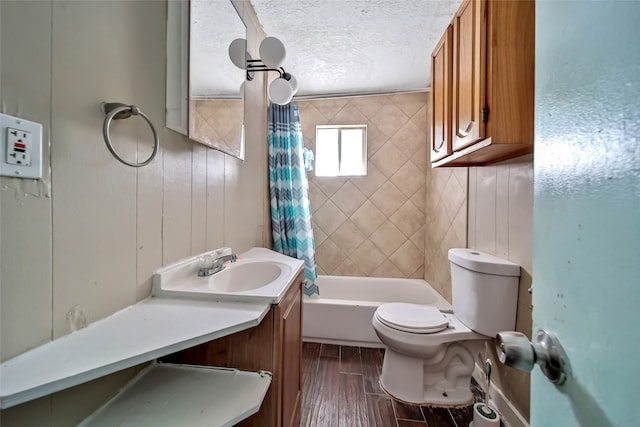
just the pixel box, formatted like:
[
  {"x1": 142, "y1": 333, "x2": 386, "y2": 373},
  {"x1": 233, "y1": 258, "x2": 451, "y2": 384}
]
[
  {"x1": 371, "y1": 260, "x2": 405, "y2": 278},
  {"x1": 308, "y1": 180, "x2": 328, "y2": 211},
  {"x1": 410, "y1": 184, "x2": 427, "y2": 213},
  {"x1": 390, "y1": 240, "x2": 424, "y2": 277},
  {"x1": 389, "y1": 119, "x2": 425, "y2": 159},
  {"x1": 316, "y1": 238, "x2": 347, "y2": 274},
  {"x1": 313, "y1": 176, "x2": 348, "y2": 198},
  {"x1": 366, "y1": 123, "x2": 388, "y2": 158},
  {"x1": 332, "y1": 257, "x2": 367, "y2": 277},
  {"x1": 411, "y1": 104, "x2": 428, "y2": 132},
  {"x1": 370, "y1": 181, "x2": 407, "y2": 217},
  {"x1": 410, "y1": 225, "x2": 426, "y2": 253},
  {"x1": 331, "y1": 181, "x2": 367, "y2": 217},
  {"x1": 371, "y1": 103, "x2": 410, "y2": 138},
  {"x1": 350, "y1": 94, "x2": 387, "y2": 119},
  {"x1": 390, "y1": 161, "x2": 426, "y2": 198},
  {"x1": 312, "y1": 223, "x2": 328, "y2": 246},
  {"x1": 350, "y1": 240, "x2": 387, "y2": 276},
  {"x1": 370, "y1": 222, "x2": 407, "y2": 257},
  {"x1": 351, "y1": 200, "x2": 387, "y2": 237},
  {"x1": 370, "y1": 141, "x2": 409, "y2": 178},
  {"x1": 309, "y1": 98, "x2": 349, "y2": 121},
  {"x1": 390, "y1": 200, "x2": 424, "y2": 238},
  {"x1": 391, "y1": 92, "x2": 428, "y2": 118},
  {"x1": 299, "y1": 104, "x2": 327, "y2": 141},
  {"x1": 314, "y1": 199, "x2": 348, "y2": 235},
  {"x1": 331, "y1": 220, "x2": 367, "y2": 255},
  {"x1": 351, "y1": 162, "x2": 386, "y2": 197},
  {"x1": 329, "y1": 103, "x2": 368, "y2": 125}
]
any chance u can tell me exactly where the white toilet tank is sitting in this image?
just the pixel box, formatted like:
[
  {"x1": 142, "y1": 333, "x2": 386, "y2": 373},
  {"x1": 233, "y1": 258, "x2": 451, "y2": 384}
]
[{"x1": 448, "y1": 248, "x2": 521, "y2": 337}]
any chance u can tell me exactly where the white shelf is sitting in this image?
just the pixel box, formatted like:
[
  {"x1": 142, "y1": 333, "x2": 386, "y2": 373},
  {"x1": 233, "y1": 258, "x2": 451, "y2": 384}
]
[
  {"x1": 80, "y1": 363, "x2": 272, "y2": 427},
  {"x1": 0, "y1": 297, "x2": 270, "y2": 409}
]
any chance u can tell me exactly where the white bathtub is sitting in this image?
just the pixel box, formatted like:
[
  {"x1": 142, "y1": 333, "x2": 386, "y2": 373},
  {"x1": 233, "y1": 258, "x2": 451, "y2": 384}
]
[{"x1": 302, "y1": 275, "x2": 453, "y2": 348}]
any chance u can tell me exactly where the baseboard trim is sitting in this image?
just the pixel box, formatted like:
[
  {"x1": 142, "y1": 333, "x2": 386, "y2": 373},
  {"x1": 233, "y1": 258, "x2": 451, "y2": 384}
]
[{"x1": 472, "y1": 365, "x2": 530, "y2": 427}]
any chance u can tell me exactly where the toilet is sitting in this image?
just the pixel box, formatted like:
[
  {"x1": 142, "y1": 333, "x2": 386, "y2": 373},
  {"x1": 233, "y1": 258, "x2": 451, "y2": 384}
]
[{"x1": 372, "y1": 248, "x2": 520, "y2": 406}]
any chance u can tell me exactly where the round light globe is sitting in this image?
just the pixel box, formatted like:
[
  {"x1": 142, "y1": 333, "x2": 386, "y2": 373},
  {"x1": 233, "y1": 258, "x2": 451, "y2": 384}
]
[
  {"x1": 286, "y1": 74, "x2": 298, "y2": 94},
  {"x1": 260, "y1": 37, "x2": 286, "y2": 68},
  {"x1": 269, "y1": 78, "x2": 294, "y2": 105},
  {"x1": 228, "y1": 38, "x2": 247, "y2": 69}
]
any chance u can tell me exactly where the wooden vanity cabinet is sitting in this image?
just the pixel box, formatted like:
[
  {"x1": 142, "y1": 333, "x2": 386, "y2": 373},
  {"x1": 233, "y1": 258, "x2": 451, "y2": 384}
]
[
  {"x1": 162, "y1": 271, "x2": 304, "y2": 427},
  {"x1": 431, "y1": 0, "x2": 534, "y2": 167}
]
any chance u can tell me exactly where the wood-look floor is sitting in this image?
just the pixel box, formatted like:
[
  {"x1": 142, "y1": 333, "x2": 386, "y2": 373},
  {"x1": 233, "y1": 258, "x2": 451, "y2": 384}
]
[{"x1": 296, "y1": 343, "x2": 489, "y2": 427}]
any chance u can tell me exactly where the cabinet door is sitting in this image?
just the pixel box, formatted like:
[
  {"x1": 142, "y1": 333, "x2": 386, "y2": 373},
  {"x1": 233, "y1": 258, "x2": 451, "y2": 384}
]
[
  {"x1": 430, "y1": 25, "x2": 452, "y2": 162},
  {"x1": 452, "y1": 0, "x2": 486, "y2": 151},
  {"x1": 275, "y1": 276, "x2": 302, "y2": 427}
]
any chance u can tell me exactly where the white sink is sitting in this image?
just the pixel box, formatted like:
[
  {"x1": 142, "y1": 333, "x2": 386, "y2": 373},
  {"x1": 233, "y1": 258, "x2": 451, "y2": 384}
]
[
  {"x1": 152, "y1": 247, "x2": 304, "y2": 304},
  {"x1": 208, "y1": 260, "x2": 285, "y2": 292}
]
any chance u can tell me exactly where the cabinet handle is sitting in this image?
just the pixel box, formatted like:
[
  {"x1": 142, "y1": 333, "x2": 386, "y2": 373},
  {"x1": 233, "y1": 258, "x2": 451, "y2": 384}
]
[
  {"x1": 458, "y1": 121, "x2": 475, "y2": 137},
  {"x1": 434, "y1": 139, "x2": 445, "y2": 150}
]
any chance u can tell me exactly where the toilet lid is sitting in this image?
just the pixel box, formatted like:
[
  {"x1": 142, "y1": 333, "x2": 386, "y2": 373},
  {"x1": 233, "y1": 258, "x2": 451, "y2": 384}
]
[{"x1": 375, "y1": 303, "x2": 449, "y2": 334}]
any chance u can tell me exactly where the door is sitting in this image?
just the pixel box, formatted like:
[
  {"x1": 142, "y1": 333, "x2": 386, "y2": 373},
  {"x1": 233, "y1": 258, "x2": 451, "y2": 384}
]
[{"x1": 533, "y1": 2, "x2": 640, "y2": 426}]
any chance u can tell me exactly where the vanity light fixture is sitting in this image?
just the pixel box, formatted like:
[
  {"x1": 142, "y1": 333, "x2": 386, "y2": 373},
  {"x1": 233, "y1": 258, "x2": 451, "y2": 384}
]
[{"x1": 228, "y1": 36, "x2": 298, "y2": 105}]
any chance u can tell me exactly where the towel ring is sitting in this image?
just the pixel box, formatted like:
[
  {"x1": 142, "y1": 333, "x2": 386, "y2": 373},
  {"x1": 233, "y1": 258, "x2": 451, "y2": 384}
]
[{"x1": 102, "y1": 102, "x2": 159, "y2": 167}]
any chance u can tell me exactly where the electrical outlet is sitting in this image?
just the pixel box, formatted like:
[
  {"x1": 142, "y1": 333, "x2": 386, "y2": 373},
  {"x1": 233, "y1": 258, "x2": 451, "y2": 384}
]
[
  {"x1": 6, "y1": 127, "x2": 32, "y2": 166},
  {"x1": 0, "y1": 113, "x2": 42, "y2": 179}
]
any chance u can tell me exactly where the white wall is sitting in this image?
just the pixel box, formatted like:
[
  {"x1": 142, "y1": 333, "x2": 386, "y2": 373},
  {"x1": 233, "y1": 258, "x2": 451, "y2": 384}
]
[{"x1": 0, "y1": 1, "x2": 268, "y2": 424}]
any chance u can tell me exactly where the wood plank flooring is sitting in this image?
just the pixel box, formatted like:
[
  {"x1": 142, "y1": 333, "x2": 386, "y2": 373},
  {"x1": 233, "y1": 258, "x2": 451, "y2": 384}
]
[{"x1": 297, "y1": 343, "x2": 488, "y2": 427}]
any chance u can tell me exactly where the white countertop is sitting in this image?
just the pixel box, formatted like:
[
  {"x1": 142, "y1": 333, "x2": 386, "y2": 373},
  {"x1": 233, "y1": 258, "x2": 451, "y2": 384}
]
[{"x1": 0, "y1": 297, "x2": 270, "y2": 409}]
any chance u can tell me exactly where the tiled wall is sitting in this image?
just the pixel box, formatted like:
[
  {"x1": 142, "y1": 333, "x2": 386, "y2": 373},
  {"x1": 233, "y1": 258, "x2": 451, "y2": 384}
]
[
  {"x1": 297, "y1": 93, "x2": 429, "y2": 278},
  {"x1": 423, "y1": 166, "x2": 468, "y2": 301}
]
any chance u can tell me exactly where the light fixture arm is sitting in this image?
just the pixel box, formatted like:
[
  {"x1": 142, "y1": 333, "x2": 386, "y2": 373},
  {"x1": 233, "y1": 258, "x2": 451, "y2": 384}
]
[{"x1": 246, "y1": 60, "x2": 287, "y2": 81}]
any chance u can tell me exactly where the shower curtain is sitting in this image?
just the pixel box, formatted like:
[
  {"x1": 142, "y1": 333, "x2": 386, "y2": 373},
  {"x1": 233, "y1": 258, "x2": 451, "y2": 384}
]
[{"x1": 268, "y1": 102, "x2": 319, "y2": 297}]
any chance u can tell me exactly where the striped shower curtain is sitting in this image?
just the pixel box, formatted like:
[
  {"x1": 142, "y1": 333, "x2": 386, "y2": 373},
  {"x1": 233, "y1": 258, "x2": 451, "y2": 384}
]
[{"x1": 268, "y1": 102, "x2": 319, "y2": 297}]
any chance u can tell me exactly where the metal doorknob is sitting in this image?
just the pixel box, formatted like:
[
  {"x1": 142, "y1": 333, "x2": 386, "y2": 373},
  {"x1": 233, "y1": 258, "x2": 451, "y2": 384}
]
[{"x1": 495, "y1": 330, "x2": 568, "y2": 385}]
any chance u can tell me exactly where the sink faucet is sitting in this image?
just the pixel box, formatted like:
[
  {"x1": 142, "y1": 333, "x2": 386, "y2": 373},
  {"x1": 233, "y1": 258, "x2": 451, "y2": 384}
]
[{"x1": 198, "y1": 254, "x2": 237, "y2": 277}]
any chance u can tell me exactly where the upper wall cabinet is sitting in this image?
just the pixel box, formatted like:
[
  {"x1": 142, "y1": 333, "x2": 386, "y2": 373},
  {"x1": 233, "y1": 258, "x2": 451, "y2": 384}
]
[
  {"x1": 431, "y1": 0, "x2": 535, "y2": 167},
  {"x1": 430, "y1": 26, "x2": 453, "y2": 163}
]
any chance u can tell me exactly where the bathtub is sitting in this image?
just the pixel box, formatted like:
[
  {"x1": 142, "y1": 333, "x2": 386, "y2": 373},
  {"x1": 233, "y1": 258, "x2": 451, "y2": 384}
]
[{"x1": 303, "y1": 275, "x2": 453, "y2": 348}]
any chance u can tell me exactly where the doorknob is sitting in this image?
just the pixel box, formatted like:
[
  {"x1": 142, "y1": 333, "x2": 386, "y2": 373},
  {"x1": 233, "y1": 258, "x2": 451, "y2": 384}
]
[{"x1": 495, "y1": 330, "x2": 569, "y2": 385}]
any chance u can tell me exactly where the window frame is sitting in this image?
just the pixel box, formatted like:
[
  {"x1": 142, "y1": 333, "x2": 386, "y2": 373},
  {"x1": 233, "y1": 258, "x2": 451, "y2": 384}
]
[{"x1": 314, "y1": 124, "x2": 368, "y2": 177}]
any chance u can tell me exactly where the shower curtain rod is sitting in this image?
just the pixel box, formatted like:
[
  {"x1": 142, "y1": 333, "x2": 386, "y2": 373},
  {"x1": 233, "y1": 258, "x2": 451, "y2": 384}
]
[{"x1": 292, "y1": 87, "x2": 430, "y2": 102}]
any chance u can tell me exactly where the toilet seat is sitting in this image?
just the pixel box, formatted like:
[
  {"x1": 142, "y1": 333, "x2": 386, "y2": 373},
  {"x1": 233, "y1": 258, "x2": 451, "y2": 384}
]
[{"x1": 375, "y1": 303, "x2": 449, "y2": 334}]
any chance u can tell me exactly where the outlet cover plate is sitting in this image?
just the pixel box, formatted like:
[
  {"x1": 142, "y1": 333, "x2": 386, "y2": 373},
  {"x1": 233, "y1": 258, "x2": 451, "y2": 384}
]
[{"x1": 0, "y1": 113, "x2": 43, "y2": 179}]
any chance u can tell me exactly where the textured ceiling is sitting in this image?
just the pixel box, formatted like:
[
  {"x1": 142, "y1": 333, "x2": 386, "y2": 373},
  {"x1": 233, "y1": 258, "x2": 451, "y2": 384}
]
[{"x1": 250, "y1": 0, "x2": 462, "y2": 96}]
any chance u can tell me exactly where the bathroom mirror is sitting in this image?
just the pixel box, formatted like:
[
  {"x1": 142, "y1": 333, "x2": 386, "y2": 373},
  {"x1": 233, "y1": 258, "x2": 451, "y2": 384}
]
[{"x1": 166, "y1": 0, "x2": 246, "y2": 159}]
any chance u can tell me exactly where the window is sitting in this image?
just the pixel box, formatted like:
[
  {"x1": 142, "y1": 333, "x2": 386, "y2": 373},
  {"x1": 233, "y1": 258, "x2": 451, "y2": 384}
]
[{"x1": 315, "y1": 125, "x2": 367, "y2": 176}]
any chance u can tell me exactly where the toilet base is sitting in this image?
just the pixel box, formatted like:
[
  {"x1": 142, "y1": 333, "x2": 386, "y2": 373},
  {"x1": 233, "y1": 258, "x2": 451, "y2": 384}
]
[{"x1": 379, "y1": 340, "x2": 484, "y2": 406}]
